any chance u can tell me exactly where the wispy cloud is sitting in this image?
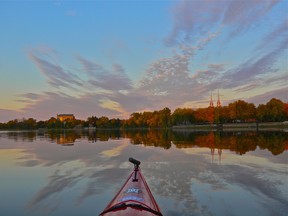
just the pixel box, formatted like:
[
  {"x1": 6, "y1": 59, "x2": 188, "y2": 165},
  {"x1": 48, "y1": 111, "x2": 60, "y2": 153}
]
[
  {"x1": 3, "y1": 0, "x2": 286, "y2": 122},
  {"x1": 26, "y1": 34, "x2": 221, "y2": 118},
  {"x1": 224, "y1": 35, "x2": 288, "y2": 88},
  {"x1": 166, "y1": 0, "x2": 223, "y2": 45},
  {"x1": 246, "y1": 86, "x2": 288, "y2": 105},
  {"x1": 20, "y1": 91, "x2": 121, "y2": 120},
  {"x1": 88, "y1": 64, "x2": 133, "y2": 92},
  {"x1": 262, "y1": 73, "x2": 288, "y2": 87},
  {"x1": 21, "y1": 93, "x2": 41, "y2": 100},
  {"x1": 140, "y1": 32, "x2": 220, "y2": 95},
  {"x1": 76, "y1": 56, "x2": 107, "y2": 77},
  {"x1": 233, "y1": 83, "x2": 260, "y2": 93},
  {"x1": 77, "y1": 56, "x2": 133, "y2": 92},
  {"x1": 256, "y1": 18, "x2": 288, "y2": 51},
  {"x1": 166, "y1": 0, "x2": 280, "y2": 45},
  {"x1": 222, "y1": 0, "x2": 280, "y2": 37},
  {"x1": 29, "y1": 52, "x2": 83, "y2": 89}
]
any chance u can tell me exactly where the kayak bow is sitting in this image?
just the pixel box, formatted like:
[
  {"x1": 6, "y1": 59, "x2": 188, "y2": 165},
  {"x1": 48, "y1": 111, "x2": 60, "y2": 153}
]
[{"x1": 99, "y1": 158, "x2": 163, "y2": 216}]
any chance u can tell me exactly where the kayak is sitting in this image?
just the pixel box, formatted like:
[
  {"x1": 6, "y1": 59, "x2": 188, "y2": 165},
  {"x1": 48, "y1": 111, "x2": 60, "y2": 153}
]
[{"x1": 99, "y1": 158, "x2": 163, "y2": 216}]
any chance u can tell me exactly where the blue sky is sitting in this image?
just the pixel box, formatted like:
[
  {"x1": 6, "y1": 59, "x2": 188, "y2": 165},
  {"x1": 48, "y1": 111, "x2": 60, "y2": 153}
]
[{"x1": 0, "y1": 0, "x2": 287, "y2": 122}]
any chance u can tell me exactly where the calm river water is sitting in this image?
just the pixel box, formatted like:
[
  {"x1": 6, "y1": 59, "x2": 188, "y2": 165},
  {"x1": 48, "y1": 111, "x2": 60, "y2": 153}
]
[{"x1": 0, "y1": 129, "x2": 287, "y2": 216}]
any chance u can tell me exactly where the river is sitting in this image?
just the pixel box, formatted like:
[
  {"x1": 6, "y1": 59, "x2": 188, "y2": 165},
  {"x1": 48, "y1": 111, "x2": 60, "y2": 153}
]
[{"x1": 0, "y1": 129, "x2": 287, "y2": 216}]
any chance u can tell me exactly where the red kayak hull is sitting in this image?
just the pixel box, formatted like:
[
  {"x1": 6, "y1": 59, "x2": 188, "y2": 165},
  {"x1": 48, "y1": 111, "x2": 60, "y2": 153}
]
[{"x1": 100, "y1": 166, "x2": 162, "y2": 216}]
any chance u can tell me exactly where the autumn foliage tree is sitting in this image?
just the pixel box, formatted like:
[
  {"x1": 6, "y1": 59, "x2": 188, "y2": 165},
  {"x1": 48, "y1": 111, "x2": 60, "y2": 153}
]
[
  {"x1": 256, "y1": 98, "x2": 287, "y2": 122},
  {"x1": 123, "y1": 108, "x2": 171, "y2": 128},
  {"x1": 0, "y1": 98, "x2": 287, "y2": 129},
  {"x1": 226, "y1": 100, "x2": 256, "y2": 122}
]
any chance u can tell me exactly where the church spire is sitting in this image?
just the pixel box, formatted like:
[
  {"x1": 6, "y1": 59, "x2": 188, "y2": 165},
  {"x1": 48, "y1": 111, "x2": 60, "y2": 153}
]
[
  {"x1": 209, "y1": 92, "x2": 214, "y2": 107},
  {"x1": 217, "y1": 89, "x2": 221, "y2": 107}
]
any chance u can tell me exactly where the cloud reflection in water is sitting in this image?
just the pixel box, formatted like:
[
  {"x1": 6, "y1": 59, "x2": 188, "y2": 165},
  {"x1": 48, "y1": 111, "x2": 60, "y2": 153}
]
[{"x1": 0, "y1": 130, "x2": 287, "y2": 216}]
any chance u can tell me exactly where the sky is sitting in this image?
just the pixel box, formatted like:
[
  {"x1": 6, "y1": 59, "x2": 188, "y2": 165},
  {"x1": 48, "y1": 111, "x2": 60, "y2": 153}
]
[{"x1": 0, "y1": 0, "x2": 287, "y2": 122}]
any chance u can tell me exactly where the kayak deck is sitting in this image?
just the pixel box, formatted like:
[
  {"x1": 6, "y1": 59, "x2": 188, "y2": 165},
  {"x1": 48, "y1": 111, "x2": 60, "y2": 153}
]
[{"x1": 99, "y1": 158, "x2": 162, "y2": 216}]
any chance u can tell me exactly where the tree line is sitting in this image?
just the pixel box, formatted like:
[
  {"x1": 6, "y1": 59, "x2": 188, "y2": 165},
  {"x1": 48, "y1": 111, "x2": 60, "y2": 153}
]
[
  {"x1": 123, "y1": 98, "x2": 288, "y2": 128},
  {"x1": 0, "y1": 98, "x2": 287, "y2": 130}
]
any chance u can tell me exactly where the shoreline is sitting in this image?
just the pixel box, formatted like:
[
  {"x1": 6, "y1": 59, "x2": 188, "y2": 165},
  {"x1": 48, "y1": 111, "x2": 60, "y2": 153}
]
[
  {"x1": 172, "y1": 122, "x2": 288, "y2": 131},
  {"x1": 0, "y1": 122, "x2": 287, "y2": 132}
]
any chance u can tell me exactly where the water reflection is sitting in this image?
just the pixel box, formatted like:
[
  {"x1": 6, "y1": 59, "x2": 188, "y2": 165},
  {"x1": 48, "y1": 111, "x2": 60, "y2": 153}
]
[
  {"x1": 1, "y1": 129, "x2": 287, "y2": 155},
  {"x1": 0, "y1": 130, "x2": 287, "y2": 216}
]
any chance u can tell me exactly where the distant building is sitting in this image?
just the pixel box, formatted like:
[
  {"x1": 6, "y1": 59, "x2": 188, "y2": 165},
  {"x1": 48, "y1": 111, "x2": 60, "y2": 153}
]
[{"x1": 57, "y1": 114, "x2": 75, "y2": 122}]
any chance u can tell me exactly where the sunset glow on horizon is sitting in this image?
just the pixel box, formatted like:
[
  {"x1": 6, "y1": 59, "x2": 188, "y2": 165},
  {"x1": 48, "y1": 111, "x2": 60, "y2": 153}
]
[{"x1": 0, "y1": 0, "x2": 287, "y2": 122}]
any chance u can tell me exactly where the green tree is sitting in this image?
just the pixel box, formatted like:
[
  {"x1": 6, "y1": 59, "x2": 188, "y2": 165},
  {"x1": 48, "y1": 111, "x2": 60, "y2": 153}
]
[
  {"x1": 87, "y1": 116, "x2": 98, "y2": 127},
  {"x1": 158, "y1": 107, "x2": 171, "y2": 127},
  {"x1": 23, "y1": 118, "x2": 37, "y2": 129},
  {"x1": 265, "y1": 98, "x2": 285, "y2": 122},
  {"x1": 256, "y1": 104, "x2": 266, "y2": 122},
  {"x1": 96, "y1": 116, "x2": 110, "y2": 128},
  {"x1": 218, "y1": 106, "x2": 230, "y2": 123},
  {"x1": 37, "y1": 120, "x2": 46, "y2": 128},
  {"x1": 6, "y1": 119, "x2": 18, "y2": 129},
  {"x1": 172, "y1": 108, "x2": 195, "y2": 125},
  {"x1": 109, "y1": 118, "x2": 121, "y2": 128},
  {"x1": 46, "y1": 117, "x2": 62, "y2": 129}
]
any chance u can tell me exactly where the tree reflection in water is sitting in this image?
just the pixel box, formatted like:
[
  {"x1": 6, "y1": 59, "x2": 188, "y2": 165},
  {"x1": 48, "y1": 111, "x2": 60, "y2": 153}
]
[
  {"x1": 2, "y1": 129, "x2": 286, "y2": 155},
  {"x1": 0, "y1": 129, "x2": 287, "y2": 216}
]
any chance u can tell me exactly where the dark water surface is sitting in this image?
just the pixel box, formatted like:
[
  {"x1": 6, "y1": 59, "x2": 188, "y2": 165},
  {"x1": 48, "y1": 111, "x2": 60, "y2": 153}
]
[{"x1": 0, "y1": 130, "x2": 287, "y2": 216}]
